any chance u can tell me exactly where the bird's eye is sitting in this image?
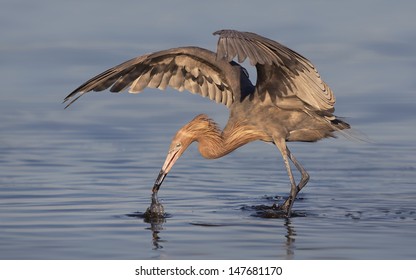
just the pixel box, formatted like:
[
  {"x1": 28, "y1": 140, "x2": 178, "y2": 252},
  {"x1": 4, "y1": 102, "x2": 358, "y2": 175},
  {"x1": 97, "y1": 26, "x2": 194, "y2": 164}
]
[{"x1": 175, "y1": 143, "x2": 181, "y2": 148}]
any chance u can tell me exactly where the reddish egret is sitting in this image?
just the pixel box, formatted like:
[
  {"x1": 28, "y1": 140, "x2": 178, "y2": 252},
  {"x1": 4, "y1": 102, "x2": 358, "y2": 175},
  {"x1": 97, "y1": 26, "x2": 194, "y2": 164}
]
[{"x1": 65, "y1": 30, "x2": 350, "y2": 217}]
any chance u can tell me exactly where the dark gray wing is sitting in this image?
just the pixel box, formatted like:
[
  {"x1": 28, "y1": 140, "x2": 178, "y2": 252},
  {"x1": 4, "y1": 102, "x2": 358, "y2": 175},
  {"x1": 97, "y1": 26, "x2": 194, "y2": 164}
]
[
  {"x1": 64, "y1": 47, "x2": 243, "y2": 108},
  {"x1": 213, "y1": 29, "x2": 335, "y2": 111}
]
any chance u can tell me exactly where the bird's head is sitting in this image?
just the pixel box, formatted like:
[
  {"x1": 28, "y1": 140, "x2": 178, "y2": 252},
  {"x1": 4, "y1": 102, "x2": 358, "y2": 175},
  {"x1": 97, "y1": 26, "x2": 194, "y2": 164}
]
[{"x1": 152, "y1": 114, "x2": 216, "y2": 192}]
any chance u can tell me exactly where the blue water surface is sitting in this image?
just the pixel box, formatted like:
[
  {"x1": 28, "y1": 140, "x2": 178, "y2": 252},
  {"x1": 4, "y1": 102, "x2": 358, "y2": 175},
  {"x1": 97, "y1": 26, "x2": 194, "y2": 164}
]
[{"x1": 1, "y1": 0, "x2": 415, "y2": 259}]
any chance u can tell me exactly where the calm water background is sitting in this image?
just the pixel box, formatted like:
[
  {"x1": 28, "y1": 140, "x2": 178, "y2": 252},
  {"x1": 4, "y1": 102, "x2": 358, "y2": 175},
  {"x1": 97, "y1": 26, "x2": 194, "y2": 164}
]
[{"x1": 1, "y1": 0, "x2": 415, "y2": 259}]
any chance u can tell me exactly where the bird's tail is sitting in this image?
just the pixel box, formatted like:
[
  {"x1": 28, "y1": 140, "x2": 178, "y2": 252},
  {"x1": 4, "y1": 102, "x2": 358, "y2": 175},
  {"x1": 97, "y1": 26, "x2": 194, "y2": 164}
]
[
  {"x1": 330, "y1": 118, "x2": 350, "y2": 131},
  {"x1": 329, "y1": 117, "x2": 370, "y2": 142}
]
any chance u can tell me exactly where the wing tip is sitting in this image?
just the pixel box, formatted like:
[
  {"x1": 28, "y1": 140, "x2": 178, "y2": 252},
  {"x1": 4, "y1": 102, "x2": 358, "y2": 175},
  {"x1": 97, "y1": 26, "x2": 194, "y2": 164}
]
[
  {"x1": 63, "y1": 91, "x2": 85, "y2": 109},
  {"x1": 212, "y1": 29, "x2": 227, "y2": 36}
]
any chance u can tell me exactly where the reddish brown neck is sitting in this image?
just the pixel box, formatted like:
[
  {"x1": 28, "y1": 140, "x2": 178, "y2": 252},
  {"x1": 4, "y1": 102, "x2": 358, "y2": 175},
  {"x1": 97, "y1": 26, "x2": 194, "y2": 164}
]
[{"x1": 196, "y1": 121, "x2": 265, "y2": 159}]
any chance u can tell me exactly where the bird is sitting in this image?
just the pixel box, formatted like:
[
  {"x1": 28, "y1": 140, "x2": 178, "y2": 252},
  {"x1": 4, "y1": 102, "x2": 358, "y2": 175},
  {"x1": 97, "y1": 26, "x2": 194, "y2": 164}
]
[{"x1": 64, "y1": 29, "x2": 350, "y2": 217}]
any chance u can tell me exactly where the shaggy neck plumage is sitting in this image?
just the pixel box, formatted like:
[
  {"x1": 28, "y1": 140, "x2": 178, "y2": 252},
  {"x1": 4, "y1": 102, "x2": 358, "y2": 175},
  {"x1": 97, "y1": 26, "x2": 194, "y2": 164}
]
[{"x1": 183, "y1": 115, "x2": 264, "y2": 159}]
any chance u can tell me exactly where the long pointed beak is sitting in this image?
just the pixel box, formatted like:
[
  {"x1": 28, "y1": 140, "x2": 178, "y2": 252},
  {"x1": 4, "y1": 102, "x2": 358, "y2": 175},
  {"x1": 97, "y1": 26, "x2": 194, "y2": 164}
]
[
  {"x1": 152, "y1": 147, "x2": 181, "y2": 193},
  {"x1": 152, "y1": 170, "x2": 167, "y2": 193}
]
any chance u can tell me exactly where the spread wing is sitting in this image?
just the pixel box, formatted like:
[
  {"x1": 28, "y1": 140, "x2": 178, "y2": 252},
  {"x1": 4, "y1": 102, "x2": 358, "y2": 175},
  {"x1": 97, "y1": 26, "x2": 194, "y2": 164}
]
[
  {"x1": 213, "y1": 29, "x2": 335, "y2": 111},
  {"x1": 64, "y1": 47, "x2": 243, "y2": 108}
]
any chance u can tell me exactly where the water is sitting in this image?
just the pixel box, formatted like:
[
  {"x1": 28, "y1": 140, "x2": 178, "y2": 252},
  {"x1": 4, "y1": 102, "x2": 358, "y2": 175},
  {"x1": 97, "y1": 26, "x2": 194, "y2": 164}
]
[{"x1": 1, "y1": 0, "x2": 415, "y2": 259}]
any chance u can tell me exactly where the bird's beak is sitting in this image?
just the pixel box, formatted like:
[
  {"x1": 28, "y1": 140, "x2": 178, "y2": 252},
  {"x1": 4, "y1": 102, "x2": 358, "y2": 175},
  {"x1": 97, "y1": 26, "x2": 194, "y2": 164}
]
[
  {"x1": 152, "y1": 146, "x2": 181, "y2": 193},
  {"x1": 153, "y1": 170, "x2": 167, "y2": 193}
]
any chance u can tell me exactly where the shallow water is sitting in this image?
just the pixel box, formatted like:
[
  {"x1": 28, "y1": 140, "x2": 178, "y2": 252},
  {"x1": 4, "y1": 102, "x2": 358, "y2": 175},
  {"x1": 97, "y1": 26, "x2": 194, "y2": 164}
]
[{"x1": 1, "y1": 0, "x2": 415, "y2": 259}]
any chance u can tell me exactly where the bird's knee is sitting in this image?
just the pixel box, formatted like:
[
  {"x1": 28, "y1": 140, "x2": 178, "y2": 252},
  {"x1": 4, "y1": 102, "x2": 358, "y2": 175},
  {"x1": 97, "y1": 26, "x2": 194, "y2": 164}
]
[
  {"x1": 297, "y1": 172, "x2": 309, "y2": 191},
  {"x1": 302, "y1": 172, "x2": 310, "y2": 183}
]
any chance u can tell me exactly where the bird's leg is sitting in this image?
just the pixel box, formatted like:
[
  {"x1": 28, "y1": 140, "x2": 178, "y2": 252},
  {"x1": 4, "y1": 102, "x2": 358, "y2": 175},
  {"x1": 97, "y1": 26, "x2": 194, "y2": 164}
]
[
  {"x1": 287, "y1": 147, "x2": 309, "y2": 191},
  {"x1": 278, "y1": 148, "x2": 309, "y2": 215},
  {"x1": 274, "y1": 139, "x2": 299, "y2": 217}
]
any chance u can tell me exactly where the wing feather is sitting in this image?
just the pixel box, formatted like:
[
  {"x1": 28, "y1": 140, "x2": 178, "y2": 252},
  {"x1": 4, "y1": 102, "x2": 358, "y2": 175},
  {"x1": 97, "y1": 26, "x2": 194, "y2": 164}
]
[
  {"x1": 213, "y1": 29, "x2": 335, "y2": 111},
  {"x1": 64, "y1": 47, "x2": 244, "y2": 108},
  {"x1": 130, "y1": 69, "x2": 152, "y2": 93}
]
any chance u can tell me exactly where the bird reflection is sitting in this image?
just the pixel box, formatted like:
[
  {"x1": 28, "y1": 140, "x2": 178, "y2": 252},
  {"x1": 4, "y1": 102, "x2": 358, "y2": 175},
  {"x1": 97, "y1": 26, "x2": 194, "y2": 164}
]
[
  {"x1": 126, "y1": 193, "x2": 168, "y2": 250},
  {"x1": 284, "y1": 218, "x2": 297, "y2": 259},
  {"x1": 134, "y1": 194, "x2": 300, "y2": 255},
  {"x1": 242, "y1": 197, "x2": 302, "y2": 259},
  {"x1": 144, "y1": 193, "x2": 168, "y2": 250},
  {"x1": 148, "y1": 222, "x2": 165, "y2": 250}
]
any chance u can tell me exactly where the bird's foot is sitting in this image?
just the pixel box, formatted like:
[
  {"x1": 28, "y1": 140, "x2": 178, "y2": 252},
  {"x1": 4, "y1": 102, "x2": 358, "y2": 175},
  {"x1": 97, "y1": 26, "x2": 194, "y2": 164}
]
[
  {"x1": 271, "y1": 203, "x2": 290, "y2": 218},
  {"x1": 272, "y1": 199, "x2": 292, "y2": 218},
  {"x1": 244, "y1": 202, "x2": 290, "y2": 218}
]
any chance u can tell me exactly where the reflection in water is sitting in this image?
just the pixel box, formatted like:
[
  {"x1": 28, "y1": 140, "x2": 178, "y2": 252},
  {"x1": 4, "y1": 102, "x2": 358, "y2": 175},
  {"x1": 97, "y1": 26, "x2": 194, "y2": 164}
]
[
  {"x1": 129, "y1": 196, "x2": 300, "y2": 256},
  {"x1": 144, "y1": 194, "x2": 167, "y2": 250},
  {"x1": 284, "y1": 219, "x2": 296, "y2": 259},
  {"x1": 147, "y1": 219, "x2": 165, "y2": 250},
  {"x1": 241, "y1": 199, "x2": 302, "y2": 259},
  {"x1": 128, "y1": 193, "x2": 168, "y2": 250}
]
